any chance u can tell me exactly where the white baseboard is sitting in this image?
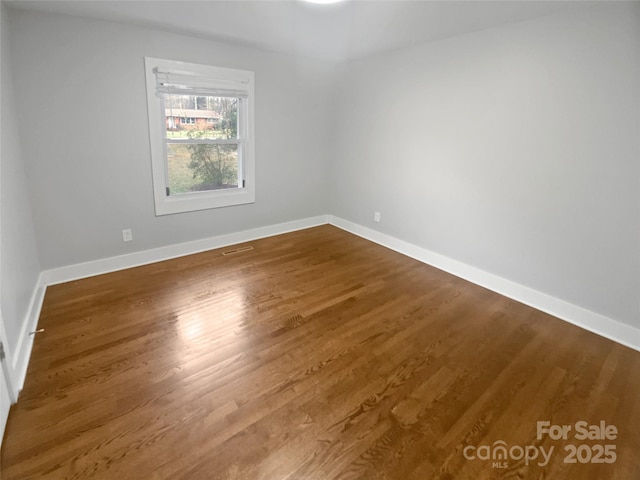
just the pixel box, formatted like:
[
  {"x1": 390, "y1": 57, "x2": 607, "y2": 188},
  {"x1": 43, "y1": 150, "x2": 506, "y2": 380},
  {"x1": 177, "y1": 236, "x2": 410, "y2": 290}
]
[
  {"x1": 11, "y1": 272, "x2": 47, "y2": 393},
  {"x1": 42, "y1": 215, "x2": 329, "y2": 286},
  {"x1": 328, "y1": 215, "x2": 640, "y2": 352}
]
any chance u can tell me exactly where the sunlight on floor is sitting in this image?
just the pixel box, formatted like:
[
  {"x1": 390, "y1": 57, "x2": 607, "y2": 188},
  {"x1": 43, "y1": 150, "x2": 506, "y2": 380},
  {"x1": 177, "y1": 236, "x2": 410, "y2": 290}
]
[{"x1": 176, "y1": 286, "x2": 249, "y2": 346}]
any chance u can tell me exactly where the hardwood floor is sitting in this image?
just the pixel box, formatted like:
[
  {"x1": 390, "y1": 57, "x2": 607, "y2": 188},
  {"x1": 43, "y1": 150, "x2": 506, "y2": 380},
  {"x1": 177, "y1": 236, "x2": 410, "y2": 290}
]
[{"x1": 2, "y1": 225, "x2": 639, "y2": 479}]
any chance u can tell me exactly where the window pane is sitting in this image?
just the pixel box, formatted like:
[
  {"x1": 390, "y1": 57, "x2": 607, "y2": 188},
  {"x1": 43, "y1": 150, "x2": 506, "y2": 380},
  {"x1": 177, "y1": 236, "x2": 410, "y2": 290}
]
[
  {"x1": 164, "y1": 94, "x2": 238, "y2": 140},
  {"x1": 167, "y1": 143, "x2": 239, "y2": 194}
]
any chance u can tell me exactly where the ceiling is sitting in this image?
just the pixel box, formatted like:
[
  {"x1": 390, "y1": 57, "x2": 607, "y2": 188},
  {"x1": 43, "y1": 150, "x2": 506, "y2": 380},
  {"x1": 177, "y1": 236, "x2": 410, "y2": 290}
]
[{"x1": 6, "y1": 0, "x2": 585, "y2": 63}]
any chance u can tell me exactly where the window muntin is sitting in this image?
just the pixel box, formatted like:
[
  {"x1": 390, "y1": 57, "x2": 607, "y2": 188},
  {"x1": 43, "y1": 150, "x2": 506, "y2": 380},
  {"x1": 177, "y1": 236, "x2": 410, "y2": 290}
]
[{"x1": 144, "y1": 58, "x2": 255, "y2": 216}]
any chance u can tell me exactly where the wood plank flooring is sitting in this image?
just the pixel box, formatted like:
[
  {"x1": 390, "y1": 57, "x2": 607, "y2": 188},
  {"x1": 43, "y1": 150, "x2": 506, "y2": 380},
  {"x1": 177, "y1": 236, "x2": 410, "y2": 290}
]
[{"x1": 2, "y1": 225, "x2": 639, "y2": 479}]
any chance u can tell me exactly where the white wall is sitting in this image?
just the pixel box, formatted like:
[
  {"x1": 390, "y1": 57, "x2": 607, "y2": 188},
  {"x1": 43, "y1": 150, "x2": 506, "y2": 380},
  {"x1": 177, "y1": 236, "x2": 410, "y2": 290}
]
[
  {"x1": 331, "y1": 3, "x2": 640, "y2": 329},
  {"x1": 7, "y1": 9, "x2": 334, "y2": 270},
  {"x1": 1, "y1": 3, "x2": 42, "y2": 359}
]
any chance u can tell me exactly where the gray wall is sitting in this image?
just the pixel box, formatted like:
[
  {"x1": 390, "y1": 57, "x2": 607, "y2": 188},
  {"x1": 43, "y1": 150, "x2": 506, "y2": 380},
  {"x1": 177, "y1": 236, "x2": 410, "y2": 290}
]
[
  {"x1": 8, "y1": 9, "x2": 333, "y2": 270},
  {"x1": 330, "y1": 3, "x2": 640, "y2": 328},
  {"x1": 4, "y1": 4, "x2": 639, "y2": 334},
  {"x1": 1, "y1": 4, "x2": 42, "y2": 352}
]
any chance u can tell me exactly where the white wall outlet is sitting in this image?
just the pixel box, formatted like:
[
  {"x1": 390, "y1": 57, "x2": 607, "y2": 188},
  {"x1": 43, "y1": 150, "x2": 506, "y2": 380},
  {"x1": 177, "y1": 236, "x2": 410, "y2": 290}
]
[
  {"x1": 374, "y1": 212, "x2": 381, "y2": 222},
  {"x1": 122, "y1": 229, "x2": 133, "y2": 242}
]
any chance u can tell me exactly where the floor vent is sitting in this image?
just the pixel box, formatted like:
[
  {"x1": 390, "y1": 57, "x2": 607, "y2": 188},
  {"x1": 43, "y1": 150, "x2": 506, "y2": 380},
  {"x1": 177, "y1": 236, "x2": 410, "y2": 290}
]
[{"x1": 222, "y1": 245, "x2": 254, "y2": 256}]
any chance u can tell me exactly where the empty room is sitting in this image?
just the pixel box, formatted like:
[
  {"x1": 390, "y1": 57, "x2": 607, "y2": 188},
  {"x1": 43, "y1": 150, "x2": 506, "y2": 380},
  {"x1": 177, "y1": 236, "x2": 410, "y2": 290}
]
[{"x1": 1, "y1": 0, "x2": 639, "y2": 478}]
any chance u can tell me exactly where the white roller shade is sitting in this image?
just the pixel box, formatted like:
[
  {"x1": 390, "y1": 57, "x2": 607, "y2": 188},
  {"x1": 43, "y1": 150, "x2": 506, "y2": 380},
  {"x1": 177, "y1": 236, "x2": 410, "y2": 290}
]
[{"x1": 155, "y1": 69, "x2": 249, "y2": 98}]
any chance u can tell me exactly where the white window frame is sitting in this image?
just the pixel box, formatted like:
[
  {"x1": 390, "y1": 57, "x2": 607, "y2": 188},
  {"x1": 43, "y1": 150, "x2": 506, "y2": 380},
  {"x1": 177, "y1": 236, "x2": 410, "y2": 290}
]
[{"x1": 144, "y1": 57, "x2": 255, "y2": 216}]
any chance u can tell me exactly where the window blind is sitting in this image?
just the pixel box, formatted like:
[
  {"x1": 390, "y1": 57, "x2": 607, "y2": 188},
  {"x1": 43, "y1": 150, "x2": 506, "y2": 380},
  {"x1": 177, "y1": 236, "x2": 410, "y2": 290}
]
[{"x1": 154, "y1": 69, "x2": 249, "y2": 98}]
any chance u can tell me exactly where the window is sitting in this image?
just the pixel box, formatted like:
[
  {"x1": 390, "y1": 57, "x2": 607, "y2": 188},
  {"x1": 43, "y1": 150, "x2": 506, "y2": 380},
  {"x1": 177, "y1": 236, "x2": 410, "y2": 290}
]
[{"x1": 144, "y1": 57, "x2": 255, "y2": 215}]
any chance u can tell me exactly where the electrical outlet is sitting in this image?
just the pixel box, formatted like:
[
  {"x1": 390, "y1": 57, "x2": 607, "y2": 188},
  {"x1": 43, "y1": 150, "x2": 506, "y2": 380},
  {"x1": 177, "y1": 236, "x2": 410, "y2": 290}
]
[
  {"x1": 122, "y1": 229, "x2": 133, "y2": 242},
  {"x1": 374, "y1": 212, "x2": 381, "y2": 222}
]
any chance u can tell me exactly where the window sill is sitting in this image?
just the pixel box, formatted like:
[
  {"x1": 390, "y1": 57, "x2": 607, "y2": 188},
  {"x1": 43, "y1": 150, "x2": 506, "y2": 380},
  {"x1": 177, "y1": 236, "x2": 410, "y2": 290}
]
[{"x1": 154, "y1": 188, "x2": 255, "y2": 216}]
